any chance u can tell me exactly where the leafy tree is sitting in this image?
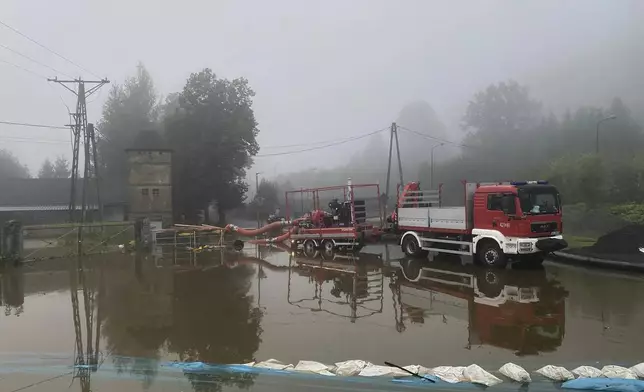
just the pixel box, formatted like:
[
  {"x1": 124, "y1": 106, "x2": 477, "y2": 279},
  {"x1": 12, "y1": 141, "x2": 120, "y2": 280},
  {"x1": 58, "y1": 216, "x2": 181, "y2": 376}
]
[
  {"x1": 98, "y1": 63, "x2": 159, "y2": 192},
  {"x1": 165, "y1": 68, "x2": 259, "y2": 224},
  {"x1": 0, "y1": 150, "x2": 29, "y2": 179},
  {"x1": 52, "y1": 156, "x2": 71, "y2": 178},
  {"x1": 37, "y1": 158, "x2": 55, "y2": 178},
  {"x1": 462, "y1": 80, "x2": 542, "y2": 142}
]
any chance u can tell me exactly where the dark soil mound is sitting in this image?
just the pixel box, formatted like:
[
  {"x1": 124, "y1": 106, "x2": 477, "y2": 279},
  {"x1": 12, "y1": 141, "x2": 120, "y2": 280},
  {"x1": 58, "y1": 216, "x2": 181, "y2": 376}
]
[{"x1": 590, "y1": 224, "x2": 644, "y2": 254}]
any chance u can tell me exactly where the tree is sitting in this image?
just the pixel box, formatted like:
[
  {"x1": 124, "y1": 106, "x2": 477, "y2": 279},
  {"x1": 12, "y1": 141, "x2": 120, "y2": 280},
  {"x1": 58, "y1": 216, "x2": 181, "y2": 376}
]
[
  {"x1": 0, "y1": 150, "x2": 29, "y2": 179},
  {"x1": 165, "y1": 68, "x2": 259, "y2": 224},
  {"x1": 462, "y1": 80, "x2": 542, "y2": 143},
  {"x1": 52, "y1": 156, "x2": 71, "y2": 178},
  {"x1": 98, "y1": 63, "x2": 159, "y2": 192},
  {"x1": 38, "y1": 158, "x2": 55, "y2": 178}
]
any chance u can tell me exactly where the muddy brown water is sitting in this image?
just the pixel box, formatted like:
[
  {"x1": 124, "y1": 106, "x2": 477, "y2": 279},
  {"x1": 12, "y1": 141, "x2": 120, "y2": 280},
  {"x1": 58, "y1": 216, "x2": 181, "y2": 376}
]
[{"x1": 1, "y1": 244, "x2": 643, "y2": 391}]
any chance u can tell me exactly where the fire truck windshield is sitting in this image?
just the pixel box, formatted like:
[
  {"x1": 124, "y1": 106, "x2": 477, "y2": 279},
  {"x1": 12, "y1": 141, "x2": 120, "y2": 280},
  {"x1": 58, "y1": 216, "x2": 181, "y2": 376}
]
[{"x1": 518, "y1": 187, "x2": 560, "y2": 215}]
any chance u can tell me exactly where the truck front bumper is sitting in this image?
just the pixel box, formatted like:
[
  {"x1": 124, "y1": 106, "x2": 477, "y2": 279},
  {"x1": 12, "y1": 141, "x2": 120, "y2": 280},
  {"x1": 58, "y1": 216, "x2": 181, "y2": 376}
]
[{"x1": 504, "y1": 235, "x2": 567, "y2": 254}]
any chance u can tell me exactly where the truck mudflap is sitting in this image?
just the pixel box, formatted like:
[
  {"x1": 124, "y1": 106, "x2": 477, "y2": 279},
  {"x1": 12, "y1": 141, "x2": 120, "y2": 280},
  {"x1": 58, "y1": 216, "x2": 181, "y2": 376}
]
[{"x1": 536, "y1": 238, "x2": 568, "y2": 252}]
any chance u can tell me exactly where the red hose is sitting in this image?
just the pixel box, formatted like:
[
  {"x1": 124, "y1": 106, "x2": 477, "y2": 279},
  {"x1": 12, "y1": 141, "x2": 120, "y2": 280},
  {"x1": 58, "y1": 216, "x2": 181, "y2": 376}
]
[
  {"x1": 248, "y1": 227, "x2": 297, "y2": 244},
  {"x1": 225, "y1": 219, "x2": 299, "y2": 237}
]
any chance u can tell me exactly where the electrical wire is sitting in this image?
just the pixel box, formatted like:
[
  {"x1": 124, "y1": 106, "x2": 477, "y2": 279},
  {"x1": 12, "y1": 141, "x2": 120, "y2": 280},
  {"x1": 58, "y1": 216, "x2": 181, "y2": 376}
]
[
  {"x1": 0, "y1": 136, "x2": 69, "y2": 144},
  {"x1": 396, "y1": 125, "x2": 476, "y2": 149},
  {"x1": 0, "y1": 120, "x2": 68, "y2": 129},
  {"x1": 0, "y1": 19, "x2": 101, "y2": 79},
  {"x1": 0, "y1": 57, "x2": 46, "y2": 79},
  {"x1": 0, "y1": 43, "x2": 74, "y2": 78},
  {"x1": 262, "y1": 131, "x2": 380, "y2": 150},
  {"x1": 255, "y1": 127, "x2": 388, "y2": 157}
]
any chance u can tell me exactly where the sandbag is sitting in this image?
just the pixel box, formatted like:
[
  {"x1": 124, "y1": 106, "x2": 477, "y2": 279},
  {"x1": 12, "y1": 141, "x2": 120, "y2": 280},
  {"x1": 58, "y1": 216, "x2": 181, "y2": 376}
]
[
  {"x1": 464, "y1": 364, "x2": 503, "y2": 386},
  {"x1": 431, "y1": 366, "x2": 467, "y2": 383},
  {"x1": 536, "y1": 365, "x2": 575, "y2": 381},
  {"x1": 293, "y1": 360, "x2": 335, "y2": 376},
  {"x1": 572, "y1": 366, "x2": 603, "y2": 378},
  {"x1": 499, "y1": 362, "x2": 531, "y2": 383},
  {"x1": 631, "y1": 363, "x2": 644, "y2": 379},
  {"x1": 404, "y1": 365, "x2": 433, "y2": 377},
  {"x1": 601, "y1": 365, "x2": 637, "y2": 379},
  {"x1": 254, "y1": 359, "x2": 294, "y2": 370},
  {"x1": 358, "y1": 364, "x2": 408, "y2": 377},
  {"x1": 333, "y1": 360, "x2": 369, "y2": 376}
]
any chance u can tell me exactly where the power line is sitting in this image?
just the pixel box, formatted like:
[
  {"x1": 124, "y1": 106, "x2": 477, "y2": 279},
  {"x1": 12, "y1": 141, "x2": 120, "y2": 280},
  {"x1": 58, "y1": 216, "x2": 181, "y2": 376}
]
[
  {"x1": 256, "y1": 127, "x2": 388, "y2": 157},
  {"x1": 396, "y1": 125, "x2": 475, "y2": 149},
  {"x1": 262, "y1": 131, "x2": 381, "y2": 150},
  {"x1": 0, "y1": 43, "x2": 73, "y2": 78},
  {"x1": 0, "y1": 19, "x2": 100, "y2": 78},
  {"x1": 0, "y1": 136, "x2": 69, "y2": 144},
  {"x1": 0, "y1": 120, "x2": 68, "y2": 129},
  {"x1": 0, "y1": 57, "x2": 46, "y2": 79}
]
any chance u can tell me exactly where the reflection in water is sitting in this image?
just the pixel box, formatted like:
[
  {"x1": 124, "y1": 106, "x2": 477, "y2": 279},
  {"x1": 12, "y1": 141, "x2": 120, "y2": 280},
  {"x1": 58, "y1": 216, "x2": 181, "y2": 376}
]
[
  {"x1": 288, "y1": 251, "x2": 384, "y2": 323},
  {"x1": 97, "y1": 248, "x2": 262, "y2": 391},
  {"x1": 0, "y1": 265, "x2": 24, "y2": 317},
  {"x1": 392, "y1": 258, "x2": 568, "y2": 356}
]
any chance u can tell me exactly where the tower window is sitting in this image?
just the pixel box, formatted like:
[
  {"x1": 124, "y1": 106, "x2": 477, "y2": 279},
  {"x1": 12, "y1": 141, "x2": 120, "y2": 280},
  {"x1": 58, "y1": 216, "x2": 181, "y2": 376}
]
[
  {"x1": 152, "y1": 188, "x2": 159, "y2": 197},
  {"x1": 141, "y1": 188, "x2": 149, "y2": 196}
]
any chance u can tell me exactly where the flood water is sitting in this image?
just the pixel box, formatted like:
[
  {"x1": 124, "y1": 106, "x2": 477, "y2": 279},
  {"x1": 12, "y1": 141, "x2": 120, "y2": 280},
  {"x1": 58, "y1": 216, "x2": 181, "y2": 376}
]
[{"x1": 1, "y1": 244, "x2": 644, "y2": 391}]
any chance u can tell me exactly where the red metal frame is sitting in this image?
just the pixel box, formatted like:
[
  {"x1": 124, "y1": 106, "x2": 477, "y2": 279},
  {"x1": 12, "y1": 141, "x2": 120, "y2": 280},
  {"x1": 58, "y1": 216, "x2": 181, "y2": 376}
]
[{"x1": 284, "y1": 182, "x2": 382, "y2": 240}]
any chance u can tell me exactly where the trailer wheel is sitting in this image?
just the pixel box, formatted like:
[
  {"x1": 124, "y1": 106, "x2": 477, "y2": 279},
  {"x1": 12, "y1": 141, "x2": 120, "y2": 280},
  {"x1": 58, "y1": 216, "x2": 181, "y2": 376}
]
[
  {"x1": 478, "y1": 241, "x2": 507, "y2": 268},
  {"x1": 402, "y1": 235, "x2": 428, "y2": 258},
  {"x1": 321, "y1": 239, "x2": 335, "y2": 259},
  {"x1": 303, "y1": 239, "x2": 318, "y2": 258}
]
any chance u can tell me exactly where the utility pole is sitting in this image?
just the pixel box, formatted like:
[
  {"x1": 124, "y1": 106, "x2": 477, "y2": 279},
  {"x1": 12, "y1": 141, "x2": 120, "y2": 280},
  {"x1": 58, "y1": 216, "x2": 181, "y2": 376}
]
[
  {"x1": 255, "y1": 172, "x2": 262, "y2": 228},
  {"x1": 384, "y1": 122, "x2": 404, "y2": 222},
  {"x1": 49, "y1": 78, "x2": 109, "y2": 247},
  {"x1": 596, "y1": 115, "x2": 617, "y2": 155},
  {"x1": 430, "y1": 143, "x2": 445, "y2": 189}
]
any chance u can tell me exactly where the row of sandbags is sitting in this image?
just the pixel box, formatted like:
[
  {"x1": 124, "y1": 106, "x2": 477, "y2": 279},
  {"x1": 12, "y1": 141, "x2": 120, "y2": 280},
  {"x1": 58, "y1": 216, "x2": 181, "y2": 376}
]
[{"x1": 243, "y1": 359, "x2": 644, "y2": 387}]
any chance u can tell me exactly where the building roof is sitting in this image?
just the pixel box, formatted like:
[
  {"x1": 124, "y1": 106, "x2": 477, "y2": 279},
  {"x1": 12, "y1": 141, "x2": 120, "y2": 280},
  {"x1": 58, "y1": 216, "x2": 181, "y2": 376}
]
[
  {"x1": 126, "y1": 130, "x2": 172, "y2": 152},
  {"x1": 0, "y1": 178, "x2": 125, "y2": 209}
]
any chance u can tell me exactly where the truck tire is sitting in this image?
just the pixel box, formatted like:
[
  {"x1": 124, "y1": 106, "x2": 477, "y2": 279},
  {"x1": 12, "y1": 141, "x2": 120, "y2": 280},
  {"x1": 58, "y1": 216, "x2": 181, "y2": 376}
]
[
  {"x1": 402, "y1": 235, "x2": 428, "y2": 258},
  {"x1": 478, "y1": 241, "x2": 507, "y2": 268}
]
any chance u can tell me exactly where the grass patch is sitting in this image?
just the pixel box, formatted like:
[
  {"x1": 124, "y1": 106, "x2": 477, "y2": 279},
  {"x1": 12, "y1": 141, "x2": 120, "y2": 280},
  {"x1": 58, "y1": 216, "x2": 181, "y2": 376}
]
[{"x1": 566, "y1": 235, "x2": 597, "y2": 249}]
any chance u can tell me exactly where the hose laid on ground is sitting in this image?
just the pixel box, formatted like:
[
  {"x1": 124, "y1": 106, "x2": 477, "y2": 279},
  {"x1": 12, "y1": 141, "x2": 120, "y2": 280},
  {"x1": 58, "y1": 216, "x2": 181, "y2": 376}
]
[{"x1": 248, "y1": 227, "x2": 297, "y2": 245}]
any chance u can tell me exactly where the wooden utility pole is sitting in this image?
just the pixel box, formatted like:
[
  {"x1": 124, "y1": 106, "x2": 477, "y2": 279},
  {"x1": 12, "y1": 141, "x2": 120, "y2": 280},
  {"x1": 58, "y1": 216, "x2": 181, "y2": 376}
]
[{"x1": 384, "y1": 122, "x2": 404, "y2": 222}]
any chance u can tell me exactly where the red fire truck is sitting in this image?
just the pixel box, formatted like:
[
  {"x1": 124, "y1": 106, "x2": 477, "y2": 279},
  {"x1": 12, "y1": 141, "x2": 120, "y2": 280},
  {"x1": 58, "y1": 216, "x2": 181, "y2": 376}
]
[{"x1": 392, "y1": 180, "x2": 568, "y2": 267}]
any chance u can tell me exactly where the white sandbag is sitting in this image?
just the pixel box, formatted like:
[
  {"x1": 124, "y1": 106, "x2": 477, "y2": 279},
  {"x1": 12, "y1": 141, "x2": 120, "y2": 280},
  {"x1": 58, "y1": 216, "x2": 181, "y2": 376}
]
[
  {"x1": 464, "y1": 364, "x2": 503, "y2": 386},
  {"x1": 404, "y1": 365, "x2": 433, "y2": 377},
  {"x1": 358, "y1": 364, "x2": 408, "y2": 377},
  {"x1": 334, "y1": 360, "x2": 370, "y2": 376},
  {"x1": 601, "y1": 365, "x2": 637, "y2": 379},
  {"x1": 535, "y1": 365, "x2": 574, "y2": 381},
  {"x1": 293, "y1": 361, "x2": 334, "y2": 376},
  {"x1": 431, "y1": 366, "x2": 467, "y2": 383},
  {"x1": 571, "y1": 366, "x2": 603, "y2": 378},
  {"x1": 631, "y1": 363, "x2": 644, "y2": 379},
  {"x1": 254, "y1": 359, "x2": 294, "y2": 370},
  {"x1": 499, "y1": 362, "x2": 531, "y2": 383}
]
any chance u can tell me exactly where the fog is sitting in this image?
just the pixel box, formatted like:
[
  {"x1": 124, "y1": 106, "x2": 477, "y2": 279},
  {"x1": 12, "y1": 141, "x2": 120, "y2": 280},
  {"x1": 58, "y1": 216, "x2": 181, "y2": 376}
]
[{"x1": 0, "y1": 0, "x2": 642, "y2": 186}]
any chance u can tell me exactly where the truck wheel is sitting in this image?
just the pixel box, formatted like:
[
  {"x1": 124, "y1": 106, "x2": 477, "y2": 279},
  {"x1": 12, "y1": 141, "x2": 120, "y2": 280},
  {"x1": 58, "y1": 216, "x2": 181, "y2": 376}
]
[
  {"x1": 402, "y1": 235, "x2": 428, "y2": 258},
  {"x1": 478, "y1": 241, "x2": 507, "y2": 268},
  {"x1": 303, "y1": 239, "x2": 318, "y2": 258}
]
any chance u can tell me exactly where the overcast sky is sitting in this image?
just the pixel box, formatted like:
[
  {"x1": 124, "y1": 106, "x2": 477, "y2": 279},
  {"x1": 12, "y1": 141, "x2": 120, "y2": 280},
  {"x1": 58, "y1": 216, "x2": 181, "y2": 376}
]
[{"x1": 0, "y1": 0, "x2": 641, "y2": 182}]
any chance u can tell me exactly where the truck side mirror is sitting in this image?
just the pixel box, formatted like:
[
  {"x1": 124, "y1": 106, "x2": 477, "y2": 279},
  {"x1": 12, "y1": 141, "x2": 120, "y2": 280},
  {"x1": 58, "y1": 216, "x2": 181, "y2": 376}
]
[{"x1": 501, "y1": 195, "x2": 516, "y2": 215}]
